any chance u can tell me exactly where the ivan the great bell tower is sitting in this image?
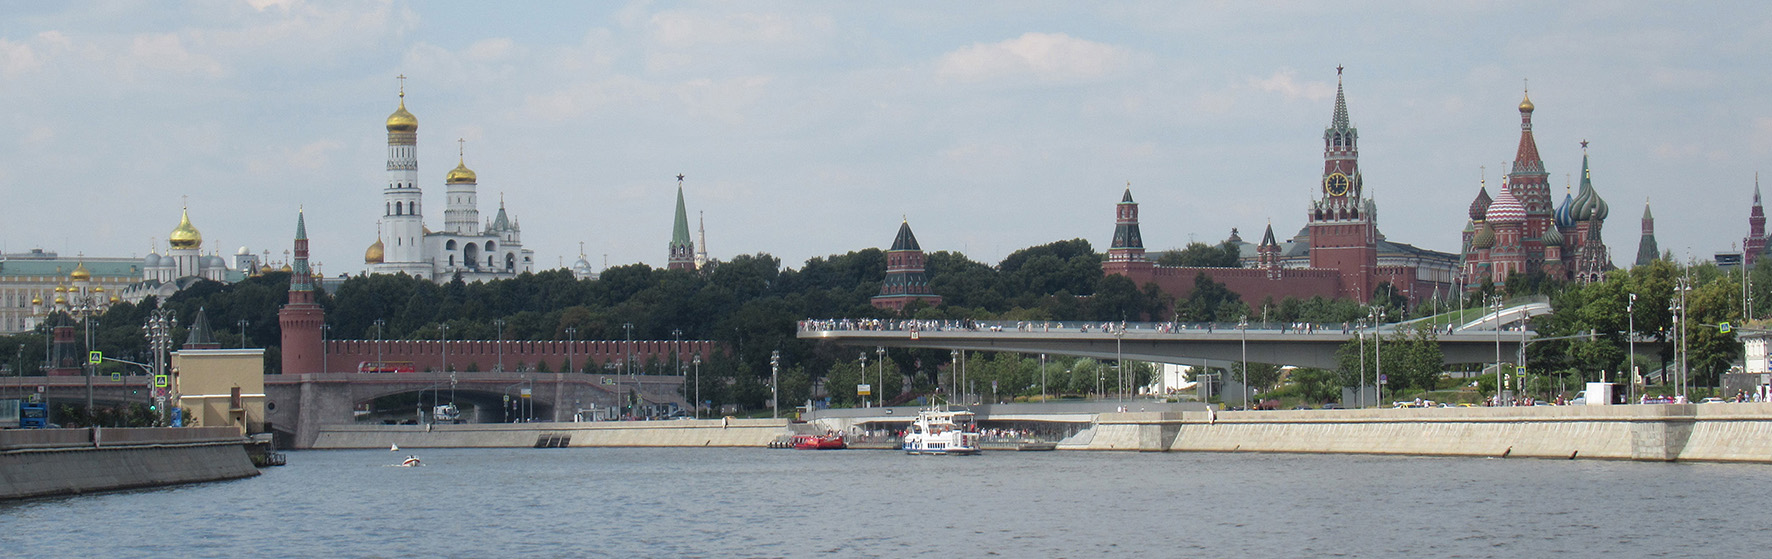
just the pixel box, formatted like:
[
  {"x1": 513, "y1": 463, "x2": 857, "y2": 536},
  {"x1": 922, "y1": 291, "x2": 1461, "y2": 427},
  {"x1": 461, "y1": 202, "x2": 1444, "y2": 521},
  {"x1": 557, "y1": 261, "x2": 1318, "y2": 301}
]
[{"x1": 1305, "y1": 67, "x2": 1378, "y2": 302}]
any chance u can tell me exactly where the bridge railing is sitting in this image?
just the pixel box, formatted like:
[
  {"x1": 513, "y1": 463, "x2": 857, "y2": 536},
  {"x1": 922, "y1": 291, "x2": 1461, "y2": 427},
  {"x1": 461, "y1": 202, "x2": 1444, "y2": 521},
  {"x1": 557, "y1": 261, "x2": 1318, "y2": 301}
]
[{"x1": 798, "y1": 318, "x2": 1452, "y2": 336}]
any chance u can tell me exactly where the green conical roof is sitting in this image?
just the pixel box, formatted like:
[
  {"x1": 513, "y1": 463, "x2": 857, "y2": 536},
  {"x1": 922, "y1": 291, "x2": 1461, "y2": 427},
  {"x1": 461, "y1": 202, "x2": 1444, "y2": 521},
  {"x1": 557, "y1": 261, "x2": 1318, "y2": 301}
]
[{"x1": 670, "y1": 183, "x2": 692, "y2": 248}]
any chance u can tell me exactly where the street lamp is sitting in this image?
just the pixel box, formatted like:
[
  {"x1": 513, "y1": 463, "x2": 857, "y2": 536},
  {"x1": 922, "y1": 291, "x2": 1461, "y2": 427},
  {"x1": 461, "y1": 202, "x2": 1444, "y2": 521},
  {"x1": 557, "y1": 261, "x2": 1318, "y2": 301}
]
[
  {"x1": 672, "y1": 329, "x2": 682, "y2": 379},
  {"x1": 238, "y1": 319, "x2": 250, "y2": 349},
  {"x1": 1491, "y1": 296, "x2": 1503, "y2": 406},
  {"x1": 1627, "y1": 293, "x2": 1637, "y2": 403},
  {"x1": 1238, "y1": 316, "x2": 1249, "y2": 409},
  {"x1": 439, "y1": 324, "x2": 450, "y2": 374},
  {"x1": 858, "y1": 350, "x2": 868, "y2": 408},
  {"x1": 876, "y1": 346, "x2": 886, "y2": 408},
  {"x1": 143, "y1": 309, "x2": 176, "y2": 423},
  {"x1": 623, "y1": 322, "x2": 633, "y2": 417},
  {"x1": 321, "y1": 324, "x2": 331, "y2": 374},
  {"x1": 692, "y1": 353, "x2": 702, "y2": 418},
  {"x1": 374, "y1": 319, "x2": 386, "y2": 369},
  {"x1": 494, "y1": 319, "x2": 506, "y2": 372},
  {"x1": 1372, "y1": 306, "x2": 1386, "y2": 407},
  {"x1": 770, "y1": 350, "x2": 781, "y2": 419},
  {"x1": 1040, "y1": 353, "x2": 1048, "y2": 402},
  {"x1": 950, "y1": 349, "x2": 960, "y2": 404},
  {"x1": 1115, "y1": 328, "x2": 1125, "y2": 403},
  {"x1": 564, "y1": 326, "x2": 578, "y2": 373}
]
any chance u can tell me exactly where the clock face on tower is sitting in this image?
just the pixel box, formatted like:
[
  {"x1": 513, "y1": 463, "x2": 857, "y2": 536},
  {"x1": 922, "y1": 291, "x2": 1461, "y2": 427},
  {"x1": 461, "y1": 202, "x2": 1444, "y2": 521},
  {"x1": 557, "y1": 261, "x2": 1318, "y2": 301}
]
[{"x1": 1325, "y1": 173, "x2": 1350, "y2": 197}]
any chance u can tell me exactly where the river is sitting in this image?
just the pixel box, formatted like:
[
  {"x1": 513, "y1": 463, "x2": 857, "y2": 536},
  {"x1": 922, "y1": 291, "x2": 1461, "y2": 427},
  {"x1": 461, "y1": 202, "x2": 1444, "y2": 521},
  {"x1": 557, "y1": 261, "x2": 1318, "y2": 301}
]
[{"x1": 1, "y1": 448, "x2": 1765, "y2": 558}]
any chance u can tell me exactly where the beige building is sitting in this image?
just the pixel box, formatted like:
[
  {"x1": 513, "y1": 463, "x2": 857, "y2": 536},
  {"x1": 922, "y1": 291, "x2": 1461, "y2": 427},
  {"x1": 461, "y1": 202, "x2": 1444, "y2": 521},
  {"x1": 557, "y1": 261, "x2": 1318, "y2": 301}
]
[{"x1": 171, "y1": 348, "x2": 266, "y2": 435}]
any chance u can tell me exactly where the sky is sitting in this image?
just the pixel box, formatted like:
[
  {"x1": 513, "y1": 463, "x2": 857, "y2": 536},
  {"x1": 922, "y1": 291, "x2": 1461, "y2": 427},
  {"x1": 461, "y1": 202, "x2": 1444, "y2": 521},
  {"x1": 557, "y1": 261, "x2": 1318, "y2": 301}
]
[{"x1": 2, "y1": 1, "x2": 1769, "y2": 277}]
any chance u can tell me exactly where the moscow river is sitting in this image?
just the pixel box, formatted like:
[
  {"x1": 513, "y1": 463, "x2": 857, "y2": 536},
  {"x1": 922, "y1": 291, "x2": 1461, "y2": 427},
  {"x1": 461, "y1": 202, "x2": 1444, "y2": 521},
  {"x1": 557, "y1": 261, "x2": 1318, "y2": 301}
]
[{"x1": 2, "y1": 447, "x2": 1767, "y2": 558}]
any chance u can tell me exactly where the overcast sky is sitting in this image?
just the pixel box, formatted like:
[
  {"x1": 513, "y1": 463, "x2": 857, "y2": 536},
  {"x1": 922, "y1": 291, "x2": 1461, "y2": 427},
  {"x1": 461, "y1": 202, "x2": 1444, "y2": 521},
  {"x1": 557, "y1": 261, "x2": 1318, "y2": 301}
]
[{"x1": 2, "y1": 1, "x2": 1768, "y2": 277}]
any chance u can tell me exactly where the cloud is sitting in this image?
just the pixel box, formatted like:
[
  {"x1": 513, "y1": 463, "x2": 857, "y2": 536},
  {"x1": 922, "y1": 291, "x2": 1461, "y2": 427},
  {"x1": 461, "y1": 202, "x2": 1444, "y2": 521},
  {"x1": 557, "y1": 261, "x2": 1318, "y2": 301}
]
[
  {"x1": 129, "y1": 33, "x2": 224, "y2": 77},
  {"x1": 648, "y1": 11, "x2": 833, "y2": 49},
  {"x1": 0, "y1": 38, "x2": 40, "y2": 76},
  {"x1": 1248, "y1": 69, "x2": 1335, "y2": 102},
  {"x1": 936, "y1": 32, "x2": 1132, "y2": 84}
]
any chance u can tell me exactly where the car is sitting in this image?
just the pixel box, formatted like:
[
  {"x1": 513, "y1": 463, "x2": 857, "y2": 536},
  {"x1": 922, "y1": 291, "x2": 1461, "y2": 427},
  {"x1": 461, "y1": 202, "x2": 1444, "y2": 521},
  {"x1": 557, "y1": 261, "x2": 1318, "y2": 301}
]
[
  {"x1": 1699, "y1": 397, "x2": 1727, "y2": 404},
  {"x1": 1321, "y1": 403, "x2": 1342, "y2": 410}
]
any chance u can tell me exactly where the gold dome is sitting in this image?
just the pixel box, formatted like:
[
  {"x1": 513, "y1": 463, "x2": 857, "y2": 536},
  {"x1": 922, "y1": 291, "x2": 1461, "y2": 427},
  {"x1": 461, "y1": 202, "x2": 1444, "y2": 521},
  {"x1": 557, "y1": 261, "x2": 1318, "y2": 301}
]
[
  {"x1": 93, "y1": 286, "x2": 105, "y2": 293},
  {"x1": 387, "y1": 95, "x2": 417, "y2": 133},
  {"x1": 54, "y1": 294, "x2": 66, "y2": 305},
  {"x1": 169, "y1": 209, "x2": 203, "y2": 249},
  {"x1": 31, "y1": 296, "x2": 42, "y2": 306},
  {"x1": 280, "y1": 264, "x2": 293, "y2": 273},
  {"x1": 259, "y1": 264, "x2": 274, "y2": 274},
  {"x1": 365, "y1": 237, "x2": 385, "y2": 264},
  {"x1": 54, "y1": 285, "x2": 66, "y2": 293},
  {"x1": 445, "y1": 159, "x2": 477, "y2": 185},
  {"x1": 1519, "y1": 92, "x2": 1534, "y2": 113},
  {"x1": 70, "y1": 262, "x2": 91, "y2": 281},
  {"x1": 109, "y1": 295, "x2": 120, "y2": 303}
]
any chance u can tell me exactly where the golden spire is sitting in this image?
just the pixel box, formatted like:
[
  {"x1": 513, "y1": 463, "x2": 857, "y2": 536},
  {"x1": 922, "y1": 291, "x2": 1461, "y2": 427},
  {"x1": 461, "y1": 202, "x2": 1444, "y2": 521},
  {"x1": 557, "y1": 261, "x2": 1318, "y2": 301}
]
[
  {"x1": 70, "y1": 261, "x2": 91, "y2": 282},
  {"x1": 1519, "y1": 79, "x2": 1534, "y2": 113},
  {"x1": 446, "y1": 138, "x2": 476, "y2": 184}
]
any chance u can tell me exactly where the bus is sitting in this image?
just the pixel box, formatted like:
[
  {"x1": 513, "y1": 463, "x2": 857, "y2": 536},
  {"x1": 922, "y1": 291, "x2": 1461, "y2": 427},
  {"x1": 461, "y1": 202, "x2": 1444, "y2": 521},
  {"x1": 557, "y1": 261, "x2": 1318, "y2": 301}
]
[{"x1": 358, "y1": 362, "x2": 417, "y2": 373}]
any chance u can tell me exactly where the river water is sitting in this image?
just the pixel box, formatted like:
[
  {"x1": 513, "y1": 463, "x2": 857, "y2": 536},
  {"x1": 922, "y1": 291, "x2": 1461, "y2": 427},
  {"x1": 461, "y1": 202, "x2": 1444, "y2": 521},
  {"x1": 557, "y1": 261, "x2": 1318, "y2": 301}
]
[{"x1": 2, "y1": 448, "x2": 1766, "y2": 558}]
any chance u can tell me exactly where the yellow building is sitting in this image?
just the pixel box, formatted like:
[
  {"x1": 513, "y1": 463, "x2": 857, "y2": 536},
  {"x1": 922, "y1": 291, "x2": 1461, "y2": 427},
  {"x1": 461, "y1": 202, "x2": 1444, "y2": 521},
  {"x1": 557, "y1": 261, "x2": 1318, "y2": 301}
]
[{"x1": 170, "y1": 348, "x2": 266, "y2": 435}]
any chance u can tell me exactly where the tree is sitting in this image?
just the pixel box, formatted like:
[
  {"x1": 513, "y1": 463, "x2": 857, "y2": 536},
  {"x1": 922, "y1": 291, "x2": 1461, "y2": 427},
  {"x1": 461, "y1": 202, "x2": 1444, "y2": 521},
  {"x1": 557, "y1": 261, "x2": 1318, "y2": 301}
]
[{"x1": 1156, "y1": 242, "x2": 1241, "y2": 267}]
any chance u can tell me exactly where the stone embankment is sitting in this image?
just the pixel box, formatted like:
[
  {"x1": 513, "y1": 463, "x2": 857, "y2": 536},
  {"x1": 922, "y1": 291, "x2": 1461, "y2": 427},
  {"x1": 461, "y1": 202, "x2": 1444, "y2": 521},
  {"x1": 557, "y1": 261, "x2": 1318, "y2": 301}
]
[
  {"x1": 1, "y1": 427, "x2": 258, "y2": 500},
  {"x1": 1081, "y1": 403, "x2": 1772, "y2": 462},
  {"x1": 310, "y1": 417, "x2": 791, "y2": 449}
]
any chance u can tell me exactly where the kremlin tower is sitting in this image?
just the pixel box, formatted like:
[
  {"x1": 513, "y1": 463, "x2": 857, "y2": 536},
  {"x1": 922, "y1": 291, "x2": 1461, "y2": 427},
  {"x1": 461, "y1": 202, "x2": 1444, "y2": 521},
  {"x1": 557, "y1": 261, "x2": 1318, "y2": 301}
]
[
  {"x1": 871, "y1": 219, "x2": 941, "y2": 311},
  {"x1": 376, "y1": 78, "x2": 429, "y2": 277},
  {"x1": 279, "y1": 211, "x2": 325, "y2": 375},
  {"x1": 1746, "y1": 177, "x2": 1766, "y2": 268},
  {"x1": 1103, "y1": 186, "x2": 1151, "y2": 276},
  {"x1": 1304, "y1": 67, "x2": 1378, "y2": 302},
  {"x1": 1636, "y1": 200, "x2": 1659, "y2": 267},
  {"x1": 668, "y1": 175, "x2": 696, "y2": 271}
]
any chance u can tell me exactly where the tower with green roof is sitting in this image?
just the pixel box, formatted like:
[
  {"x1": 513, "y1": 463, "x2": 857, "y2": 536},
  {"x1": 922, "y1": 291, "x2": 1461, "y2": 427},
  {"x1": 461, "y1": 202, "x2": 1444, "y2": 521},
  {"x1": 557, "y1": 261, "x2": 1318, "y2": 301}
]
[{"x1": 668, "y1": 175, "x2": 696, "y2": 271}]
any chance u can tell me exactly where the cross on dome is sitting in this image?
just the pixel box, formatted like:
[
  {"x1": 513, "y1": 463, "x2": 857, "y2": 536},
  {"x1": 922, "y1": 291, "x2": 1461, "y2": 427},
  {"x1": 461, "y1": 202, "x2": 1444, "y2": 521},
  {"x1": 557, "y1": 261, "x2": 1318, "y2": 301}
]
[{"x1": 397, "y1": 74, "x2": 406, "y2": 97}]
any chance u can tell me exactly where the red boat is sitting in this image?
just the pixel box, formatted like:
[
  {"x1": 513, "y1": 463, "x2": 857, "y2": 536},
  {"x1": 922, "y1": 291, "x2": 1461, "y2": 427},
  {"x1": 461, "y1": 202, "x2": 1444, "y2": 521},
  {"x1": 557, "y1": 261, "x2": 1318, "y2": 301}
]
[{"x1": 791, "y1": 433, "x2": 848, "y2": 450}]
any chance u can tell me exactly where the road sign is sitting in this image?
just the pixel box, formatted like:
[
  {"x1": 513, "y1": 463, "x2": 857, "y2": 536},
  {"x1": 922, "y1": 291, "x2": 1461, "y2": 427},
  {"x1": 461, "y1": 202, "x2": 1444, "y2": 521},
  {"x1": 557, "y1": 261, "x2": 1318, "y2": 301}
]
[
  {"x1": 857, "y1": 384, "x2": 872, "y2": 396},
  {"x1": 1516, "y1": 366, "x2": 1527, "y2": 376},
  {"x1": 1720, "y1": 322, "x2": 1733, "y2": 334},
  {"x1": 601, "y1": 377, "x2": 615, "y2": 386},
  {"x1": 153, "y1": 375, "x2": 169, "y2": 388},
  {"x1": 520, "y1": 388, "x2": 532, "y2": 398},
  {"x1": 153, "y1": 387, "x2": 167, "y2": 398},
  {"x1": 88, "y1": 351, "x2": 102, "y2": 365},
  {"x1": 503, "y1": 394, "x2": 510, "y2": 402},
  {"x1": 110, "y1": 372, "x2": 121, "y2": 382}
]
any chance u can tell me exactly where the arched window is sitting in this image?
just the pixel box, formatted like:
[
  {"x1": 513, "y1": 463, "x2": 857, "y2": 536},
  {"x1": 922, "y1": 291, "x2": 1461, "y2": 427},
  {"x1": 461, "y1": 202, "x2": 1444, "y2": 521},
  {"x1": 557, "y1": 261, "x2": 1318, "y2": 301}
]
[
  {"x1": 395, "y1": 201, "x2": 403, "y2": 216},
  {"x1": 506, "y1": 253, "x2": 516, "y2": 270},
  {"x1": 446, "y1": 240, "x2": 457, "y2": 250},
  {"x1": 486, "y1": 241, "x2": 496, "y2": 252}
]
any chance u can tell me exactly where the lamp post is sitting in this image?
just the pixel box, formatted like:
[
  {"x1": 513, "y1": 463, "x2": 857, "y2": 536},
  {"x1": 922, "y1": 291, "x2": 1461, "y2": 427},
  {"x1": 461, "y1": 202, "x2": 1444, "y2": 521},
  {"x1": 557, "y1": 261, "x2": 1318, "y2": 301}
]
[
  {"x1": 439, "y1": 324, "x2": 450, "y2": 374},
  {"x1": 1373, "y1": 306, "x2": 1385, "y2": 407},
  {"x1": 1115, "y1": 328, "x2": 1125, "y2": 403},
  {"x1": 1627, "y1": 293, "x2": 1637, "y2": 403},
  {"x1": 494, "y1": 319, "x2": 506, "y2": 372},
  {"x1": 1357, "y1": 318, "x2": 1366, "y2": 408},
  {"x1": 692, "y1": 353, "x2": 701, "y2": 418},
  {"x1": 143, "y1": 309, "x2": 176, "y2": 424},
  {"x1": 672, "y1": 329, "x2": 682, "y2": 379},
  {"x1": 1491, "y1": 296, "x2": 1503, "y2": 406},
  {"x1": 374, "y1": 319, "x2": 385, "y2": 369},
  {"x1": 564, "y1": 326, "x2": 578, "y2": 373},
  {"x1": 858, "y1": 350, "x2": 868, "y2": 408},
  {"x1": 950, "y1": 349, "x2": 960, "y2": 403},
  {"x1": 238, "y1": 319, "x2": 250, "y2": 349},
  {"x1": 622, "y1": 322, "x2": 633, "y2": 417},
  {"x1": 320, "y1": 324, "x2": 331, "y2": 374},
  {"x1": 1238, "y1": 316, "x2": 1249, "y2": 409},
  {"x1": 770, "y1": 350, "x2": 781, "y2": 419},
  {"x1": 876, "y1": 346, "x2": 885, "y2": 408},
  {"x1": 1040, "y1": 353, "x2": 1048, "y2": 402}
]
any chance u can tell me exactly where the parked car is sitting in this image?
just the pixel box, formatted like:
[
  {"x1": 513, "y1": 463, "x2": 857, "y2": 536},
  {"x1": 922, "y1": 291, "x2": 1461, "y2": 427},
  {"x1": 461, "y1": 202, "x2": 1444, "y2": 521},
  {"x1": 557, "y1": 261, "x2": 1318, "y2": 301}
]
[
  {"x1": 1321, "y1": 403, "x2": 1342, "y2": 410},
  {"x1": 1699, "y1": 397, "x2": 1727, "y2": 404}
]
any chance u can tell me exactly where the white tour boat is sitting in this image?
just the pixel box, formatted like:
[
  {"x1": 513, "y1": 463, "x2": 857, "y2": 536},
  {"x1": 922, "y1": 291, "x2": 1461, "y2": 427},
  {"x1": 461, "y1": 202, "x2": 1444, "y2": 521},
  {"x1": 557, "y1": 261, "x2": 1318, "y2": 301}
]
[{"x1": 902, "y1": 408, "x2": 981, "y2": 455}]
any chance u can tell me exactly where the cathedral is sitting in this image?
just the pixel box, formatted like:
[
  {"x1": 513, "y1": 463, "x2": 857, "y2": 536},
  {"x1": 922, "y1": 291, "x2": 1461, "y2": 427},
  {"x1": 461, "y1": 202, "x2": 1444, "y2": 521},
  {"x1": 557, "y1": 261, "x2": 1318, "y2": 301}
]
[
  {"x1": 1105, "y1": 69, "x2": 1459, "y2": 309},
  {"x1": 364, "y1": 81, "x2": 535, "y2": 282},
  {"x1": 1461, "y1": 92, "x2": 1613, "y2": 287}
]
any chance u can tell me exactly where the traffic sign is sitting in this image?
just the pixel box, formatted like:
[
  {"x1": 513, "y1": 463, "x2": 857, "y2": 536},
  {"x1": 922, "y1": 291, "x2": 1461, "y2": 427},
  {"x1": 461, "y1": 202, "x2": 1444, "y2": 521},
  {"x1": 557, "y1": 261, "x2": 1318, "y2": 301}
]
[
  {"x1": 857, "y1": 384, "x2": 872, "y2": 396},
  {"x1": 1516, "y1": 366, "x2": 1527, "y2": 376},
  {"x1": 110, "y1": 372, "x2": 121, "y2": 382},
  {"x1": 88, "y1": 351, "x2": 102, "y2": 365},
  {"x1": 1720, "y1": 322, "x2": 1733, "y2": 334},
  {"x1": 153, "y1": 374, "x2": 169, "y2": 388}
]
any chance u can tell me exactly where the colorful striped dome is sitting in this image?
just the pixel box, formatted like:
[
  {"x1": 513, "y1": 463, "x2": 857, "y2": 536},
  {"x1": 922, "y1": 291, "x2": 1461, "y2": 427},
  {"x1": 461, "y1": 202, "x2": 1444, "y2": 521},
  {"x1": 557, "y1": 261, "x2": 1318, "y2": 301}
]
[
  {"x1": 1485, "y1": 183, "x2": 1527, "y2": 224},
  {"x1": 1468, "y1": 185, "x2": 1492, "y2": 221},
  {"x1": 1554, "y1": 191, "x2": 1576, "y2": 229}
]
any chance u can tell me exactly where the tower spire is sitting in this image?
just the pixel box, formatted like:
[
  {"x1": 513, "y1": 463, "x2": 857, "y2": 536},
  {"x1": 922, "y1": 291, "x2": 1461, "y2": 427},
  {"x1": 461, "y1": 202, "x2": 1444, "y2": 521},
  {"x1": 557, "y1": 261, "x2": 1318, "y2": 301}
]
[
  {"x1": 1331, "y1": 65, "x2": 1349, "y2": 129},
  {"x1": 668, "y1": 174, "x2": 696, "y2": 271}
]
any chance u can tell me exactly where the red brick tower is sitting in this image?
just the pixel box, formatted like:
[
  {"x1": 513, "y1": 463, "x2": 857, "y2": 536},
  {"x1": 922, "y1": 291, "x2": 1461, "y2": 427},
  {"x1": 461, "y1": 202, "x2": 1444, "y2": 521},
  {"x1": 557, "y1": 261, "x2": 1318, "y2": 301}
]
[
  {"x1": 1104, "y1": 186, "x2": 1153, "y2": 276},
  {"x1": 871, "y1": 219, "x2": 942, "y2": 311},
  {"x1": 279, "y1": 211, "x2": 325, "y2": 374},
  {"x1": 1747, "y1": 176, "x2": 1766, "y2": 267},
  {"x1": 1306, "y1": 67, "x2": 1377, "y2": 302}
]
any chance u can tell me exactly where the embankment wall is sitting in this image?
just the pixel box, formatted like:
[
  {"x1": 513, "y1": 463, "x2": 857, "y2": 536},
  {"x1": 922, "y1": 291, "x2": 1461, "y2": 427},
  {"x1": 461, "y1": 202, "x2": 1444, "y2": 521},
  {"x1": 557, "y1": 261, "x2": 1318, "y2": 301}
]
[
  {"x1": 0, "y1": 427, "x2": 258, "y2": 500},
  {"x1": 310, "y1": 418, "x2": 791, "y2": 449},
  {"x1": 1082, "y1": 403, "x2": 1772, "y2": 462}
]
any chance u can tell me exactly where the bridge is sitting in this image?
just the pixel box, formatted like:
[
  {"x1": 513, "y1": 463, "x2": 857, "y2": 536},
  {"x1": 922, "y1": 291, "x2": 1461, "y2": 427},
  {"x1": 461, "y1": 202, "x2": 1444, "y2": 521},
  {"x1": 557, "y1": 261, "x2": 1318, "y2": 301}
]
[
  {"x1": 797, "y1": 319, "x2": 1532, "y2": 369},
  {"x1": 0, "y1": 372, "x2": 690, "y2": 449}
]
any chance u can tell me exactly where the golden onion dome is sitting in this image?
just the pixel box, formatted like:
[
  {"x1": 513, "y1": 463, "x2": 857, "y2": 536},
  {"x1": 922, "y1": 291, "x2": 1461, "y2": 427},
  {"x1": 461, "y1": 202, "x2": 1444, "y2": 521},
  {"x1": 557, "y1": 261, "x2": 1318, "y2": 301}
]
[
  {"x1": 70, "y1": 262, "x2": 91, "y2": 281},
  {"x1": 1519, "y1": 91, "x2": 1535, "y2": 113},
  {"x1": 109, "y1": 295, "x2": 120, "y2": 304},
  {"x1": 281, "y1": 264, "x2": 293, "y2": 273},
  {"x1": 54, "y1": 294, "x2": 66, "y2": 305},
  {"x1": 93, "y1": 286, "x2": 105, "y2": 293},
  {"x1": 365, "y1": 237, "x2": 386, "y2": 264},
  {"x1": 54, "y1": 285, "x2": 66, "y2": 293},
  {"x1": 445, "y1": 159, "x2": 477, "y2": 184},
  {"x1": 387, "y1": 95, "x2": 417, "y2": 133},
  {"x1": 31, "y1": 296, "x2": 42, "y2": 306},
  {"x1": 259, "y1": 264, "x2": 274, "y2": 274},
  {"x1": 168, "y1": 209, "x2": 203, "y2": 249}
]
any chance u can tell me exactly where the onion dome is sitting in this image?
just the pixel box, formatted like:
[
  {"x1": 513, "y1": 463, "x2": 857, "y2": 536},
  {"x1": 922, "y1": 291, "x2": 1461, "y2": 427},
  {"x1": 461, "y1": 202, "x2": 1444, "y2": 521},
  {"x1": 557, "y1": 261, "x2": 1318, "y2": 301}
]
[
  {"x1": 109, "y1": 295, "x2": 120, "y2": 304},
  {"x1": 445, "y1": 159, "x2": 477, "y2": 184},
  {"x1": 1542, "y1": 225, "x2": 1564, "y2": 248},
  {"x1": 365, "y1": 237, "x2": 385, "y2": 264},
  {"x1": 1485, "y1": 183, "x2": 1527, "y2": 224},
  {"x1": 168, "y1": 209, "x2": 202, "y2": 249},
  {"x1": 1468, "y1": 185, "x2": 1492, "y2": 221},
  {"x1": 31, "y1": 296, "x2": 41, "y2": 306},
  {"x1": 386, "y1": 95, "x2": 417, "y2": 133},
  {"x1": 1519, "y1": 91, "x2": 1534, "y2": 113},
  {"x1": 206, "y1": 254, "x2": 226, "y2": 267},
  {"x1": 259, "y1": 264, "x2": 275, "y2": 274},
  {"x1": 93, "y1": 286, "x2": 105, "y2": 293},
  {"x1": 54, "y1": 285, "x2": 66, "y2": 294},
  {"x1": 53, "y1": 293, "x2": 66, "y2": 305},
  {"x1": 144, "y1": 252, "x2": 161, "y2": 267},
  {"x1": 1554, "y1": 190, "x2": 1577, "y2": 229},
  {"x1": 280, "y1": 263, "x2": 293, "y2": 273},
  {"x1": 70, "y1": 263, "x2": 90, "y2": 281},
  {"x1": 1472, "y1": 223, "x2": 1496, "y2": 249}
]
